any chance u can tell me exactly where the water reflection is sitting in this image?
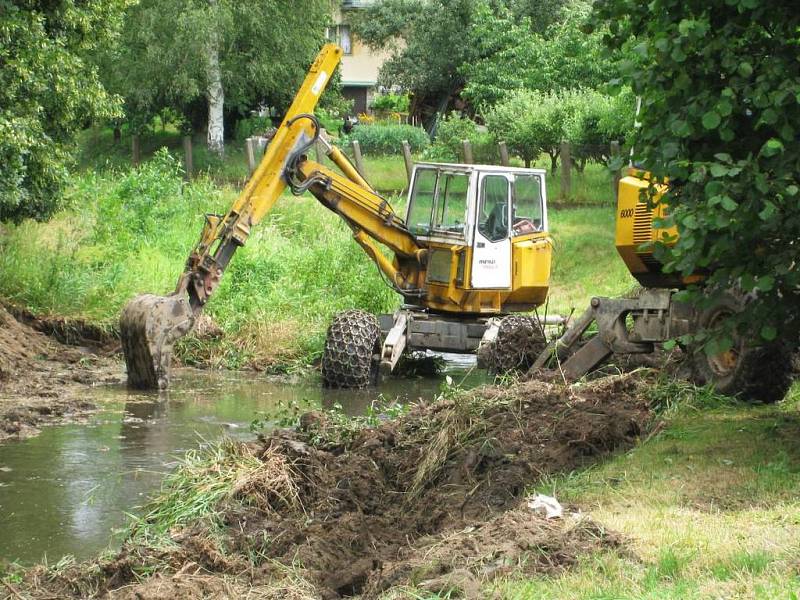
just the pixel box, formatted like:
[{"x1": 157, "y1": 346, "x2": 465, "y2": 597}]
[{"x1": 0, "y1": 361, "x2": 484, "y2": 565}]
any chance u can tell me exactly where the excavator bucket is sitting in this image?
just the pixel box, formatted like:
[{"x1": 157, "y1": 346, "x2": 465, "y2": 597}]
[{"x1": 120, "y1": 292, "x2": 195, "y2": 389}]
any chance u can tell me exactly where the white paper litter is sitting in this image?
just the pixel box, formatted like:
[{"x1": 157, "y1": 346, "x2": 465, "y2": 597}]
[{"x1": 527, "y1": 493, "x2": 563, "y2": 519}]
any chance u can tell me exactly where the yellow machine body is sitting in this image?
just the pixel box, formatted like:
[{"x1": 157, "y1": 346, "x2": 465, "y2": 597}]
[
  {"x1": 614, "y1": 167, "x2": 689, "y2": 288},
  {"x1": 400, "y1": 162, "x2": 552, "y2": 314}
]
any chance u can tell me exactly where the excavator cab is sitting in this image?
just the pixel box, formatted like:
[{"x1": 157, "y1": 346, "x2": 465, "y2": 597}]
[{"x1": 403, "y1": 163, "x2": 552, "y2": 315}]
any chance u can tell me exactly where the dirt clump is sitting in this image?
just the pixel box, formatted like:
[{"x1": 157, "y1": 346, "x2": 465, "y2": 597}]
[
  {"x1": 0, "y1": 305, "x2": 122, "y2": 441},
  {"x1": 24, "y1": 372, "x2": 651, "y2": 599}
]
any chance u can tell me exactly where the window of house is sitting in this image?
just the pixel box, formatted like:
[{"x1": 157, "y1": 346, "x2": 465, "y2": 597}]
[{"x1": 325, "y1": 25, "x2": 352, "y2": 55}]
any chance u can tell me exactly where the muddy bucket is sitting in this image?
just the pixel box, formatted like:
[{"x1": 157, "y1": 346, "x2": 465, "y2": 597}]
[{"x1": 120, "y1": 293, "x2": 195, "y2": 389}]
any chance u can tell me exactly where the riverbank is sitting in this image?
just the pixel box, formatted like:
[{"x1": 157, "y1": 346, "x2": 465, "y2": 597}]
[
  {"x1": 0, "y1": 305, "x2": 121, "y2": 442},
  {"x1": 9, "y1": 371, "x2": 654, "y2": 598}
]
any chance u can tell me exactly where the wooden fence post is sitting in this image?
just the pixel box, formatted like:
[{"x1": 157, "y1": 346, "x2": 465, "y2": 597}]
[
  {"x1": 462, "y1": 139, "x2": 473, "y2": 164},
  {"x1": 498, "y1": 141, "x2": 510, "y2": 167},
  {"x1": 183, "y1": 135, "x2": 193, "y2": 180},
  {"x1": 351, "y1": 140, "x2": 366, "y2": 178},
  {"x1": 245, "y1": 137, "x2": 257, "y2": 175},
  {"x1": 610, "y1": 140, "x2": 621, "y2": 201},
  {"x1": 401, "y1": 140, "x2": 413, "y2": 185},
  {"x1": 131, "y1": 134, "x2": 141, "y2": 167},
  {"x1": 560, "y1": 140, "x2": 572, "y2": 200}
]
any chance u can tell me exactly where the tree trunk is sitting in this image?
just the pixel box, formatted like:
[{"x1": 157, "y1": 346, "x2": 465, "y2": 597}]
[
  {"x1": 113, "y1": 127, "x2": 121, "y2": 144},
  {"x1": 206, "y1": 1, "x2": 224, "y2": 155},
  {"x1": 549, "y1": 151, "x2": 559, "y2": 173}
]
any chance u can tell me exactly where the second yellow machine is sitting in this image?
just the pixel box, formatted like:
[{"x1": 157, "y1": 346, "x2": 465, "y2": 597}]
[{"x1": 120, "y1": 44, "x2": 553, "y2": 389}]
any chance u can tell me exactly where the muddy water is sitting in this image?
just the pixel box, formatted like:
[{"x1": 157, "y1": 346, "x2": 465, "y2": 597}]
[{"x1": 0, "y1": 359, "x2": 482, "y2": 566}]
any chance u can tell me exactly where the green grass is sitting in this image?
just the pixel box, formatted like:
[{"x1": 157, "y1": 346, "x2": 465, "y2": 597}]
[
  {"x1": 482, "y1": 379, "x2": 800, "y2": 599},
  {"x1": 547, "y1": 206, "x2": 637, "y2": 315}
]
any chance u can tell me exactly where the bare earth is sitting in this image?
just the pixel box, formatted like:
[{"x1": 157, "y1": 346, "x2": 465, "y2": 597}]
[{"x1": 0, "y1": 306, "x2": 123, "y2": 442}]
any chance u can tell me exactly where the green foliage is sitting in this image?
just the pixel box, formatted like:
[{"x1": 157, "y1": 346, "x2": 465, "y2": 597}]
[
  {"x1": 342, "y1": 124, "x2": 429, "y2": 155},
  {"x1": 485, "y1": 89, "x2": 567, "y2": 168},
  {"x1": 463, "y1": 2, "x2": 615, "y2": 109},
  {"x1": 485, "y1": 88, "x2": 634, "y2": 169},
  {"x1": 0, "y1": 0, "x2": 128, "y2": 222},
  {"x1": 562, "y1": 88, "x2": 636, "y2": 167},
  {"x1": 95, "y1": 0, "x2": 329, "y2": 138},
  {"x1": 592, "y1": 0, "x2": 800, "y2": 342},
  {"x1": 370, "y1": 93, "x2": 411, "y2": 114},
  {"x1": 424, "y1": 112, "x2": 495, "y2": 163},
  {"x1": 233, "y1": 116, "x2": 272, "y2": 143},
  {"x1": 0, "y1": 158, "x2": 399, "y2": 368}
]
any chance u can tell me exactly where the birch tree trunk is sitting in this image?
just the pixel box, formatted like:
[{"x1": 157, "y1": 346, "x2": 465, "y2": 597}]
[{"x1": 206, "y1": 0, "x2": 224, "y2": 155}]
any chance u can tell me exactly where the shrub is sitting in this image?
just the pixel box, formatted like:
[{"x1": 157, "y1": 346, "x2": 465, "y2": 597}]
[
  {"x1": 342, "y1": 123, "x2": 429, "y2": 155},
  {"x1": 485, "y1": 90, "x2": 567, "y2": 169},
  {"x1": 424, "y1": 112, "x2": 496, "y2": 164},
  {"x1": 234, "y1": 116, "x2": 273, "y2": 142},
  {"x1": 370, "y1": 93, "x2": 410, "y2": 114}
]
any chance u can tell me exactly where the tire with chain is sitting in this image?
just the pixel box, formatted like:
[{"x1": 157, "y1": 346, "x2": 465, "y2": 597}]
[
  {"x1": 691, "y1": 292, "x2": 793, "y2": 404},
  {"x1": 321, "y1": 310, "x2": 381, "y2": 388},
  {"x1": 480, "y1": 315, "x2": 547, "y2": 376}
]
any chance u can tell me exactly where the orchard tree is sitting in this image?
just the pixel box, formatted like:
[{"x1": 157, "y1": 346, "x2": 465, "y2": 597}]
[
  {"x1": 463, "y1": 2, "x2": 614, "y2": 108},
  {"x1": 593, "y1": 0, "x2": 800, "y2": 344},
  {"x1": 0, "y1": 0, "x2": 129, "y2": 222},
  {"x1": 485, "y1": 90, "x2": 567, "y2": 169}
]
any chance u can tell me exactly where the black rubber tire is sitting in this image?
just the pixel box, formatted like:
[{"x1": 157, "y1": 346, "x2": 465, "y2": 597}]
[
  {"x1": 480, "y1": 315, "x2": 547, "y2": 376},
  {"x1": 321, "y1": 310, "x2": 381, "y2": 389},
  {"x1": 691, "y1": 293, "x2": 793, "y2": 404}
]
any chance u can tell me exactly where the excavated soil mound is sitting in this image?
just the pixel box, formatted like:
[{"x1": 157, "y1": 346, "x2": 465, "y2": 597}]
[
  {"x1": 29, "y1": 373, "x2": 652, "y2": 599},
  {"x1": 0, "y1": 305, "x2": 121, "y2": 441}
]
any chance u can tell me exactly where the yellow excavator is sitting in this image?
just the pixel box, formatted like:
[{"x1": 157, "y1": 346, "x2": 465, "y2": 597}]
[
  {"x1": 121, "y1": 43, "x2": 793, "y2": 401},
  {"x1": 120, "y1": 44, "x2": 554, "y2": 389}
]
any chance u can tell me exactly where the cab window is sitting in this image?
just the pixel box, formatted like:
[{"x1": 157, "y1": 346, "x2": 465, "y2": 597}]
[
  {"x1": 432, "y1": 172, "x2": 469, "y2": 237},
  {"x1": 407, "y1": 168, "x2": 438, "y2": 236},
  {"x1": 478, "y1": 175, "x2": 509, "y2": 242},
  {"x1": 512, "y1": 174, "x2": 543, "y2": 235}
]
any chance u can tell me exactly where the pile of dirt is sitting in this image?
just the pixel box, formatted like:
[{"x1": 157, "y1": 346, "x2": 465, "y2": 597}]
[
  {"x1": 29, "y1": 372, "x2": 652, "y2": 599},
  {"x1": 0, "y1": 305, "x2": 121, "y2": 441}
]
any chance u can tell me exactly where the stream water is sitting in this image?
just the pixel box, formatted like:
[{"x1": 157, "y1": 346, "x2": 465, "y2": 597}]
[{"x1": 0, "y1": 358, "x2": 483, "y2": 566}]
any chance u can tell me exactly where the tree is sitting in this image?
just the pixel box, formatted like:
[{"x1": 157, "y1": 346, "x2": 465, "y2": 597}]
[
  {"x1": 462, "y1": 2, "x2": 614, "y2": 109},
  {"x1": 0, "y1": 0, "x2": 128, "y2": 222},
  {"x1": 351, "y1": 0, "x2": 478, "y2": 129},
  {"x1": 592, "y1": 0, "x2": 800, "y2": 344},
  {"x1": 485, "y1": 90, "x2": 567, "y2": 169},
  {"x1": 99, "y1": 0, "x2": 330, "y2": 154}
]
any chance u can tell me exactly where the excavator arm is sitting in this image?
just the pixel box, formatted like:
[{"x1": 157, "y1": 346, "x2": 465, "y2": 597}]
[{"x1": 120, "y1": 44, "x2": 422, "y2": 389}]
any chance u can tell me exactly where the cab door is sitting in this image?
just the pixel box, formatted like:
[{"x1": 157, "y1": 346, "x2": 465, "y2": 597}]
[{"x1": 471, "y1": 173, "x2": 512, "y2": 289}]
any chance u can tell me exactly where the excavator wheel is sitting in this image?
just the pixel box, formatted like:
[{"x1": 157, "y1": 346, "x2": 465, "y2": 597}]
[
  {"x1": 322, "y1": 310, "x2": 381, "y2": 388},
  {"x1": 480, "y1": 315, "x2": 547, "y2": 376},
  {"x1": 691, "y1": 293, "x2": 793, "y2": 404}
]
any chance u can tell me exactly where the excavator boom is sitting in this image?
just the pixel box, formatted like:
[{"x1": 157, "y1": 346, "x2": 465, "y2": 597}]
[{"x1": 120, "y1": 44, "x2": 421, "y2": 389}]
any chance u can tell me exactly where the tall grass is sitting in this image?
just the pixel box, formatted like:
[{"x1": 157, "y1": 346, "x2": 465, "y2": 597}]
[{"x1": 0, "y1": 150, "x2": 398, "y2": 369}]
